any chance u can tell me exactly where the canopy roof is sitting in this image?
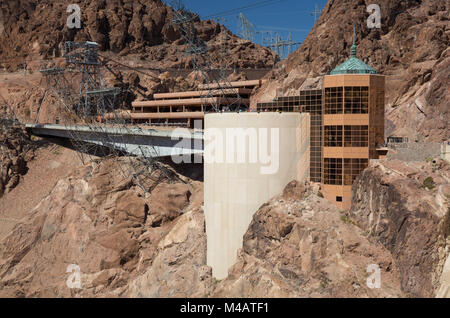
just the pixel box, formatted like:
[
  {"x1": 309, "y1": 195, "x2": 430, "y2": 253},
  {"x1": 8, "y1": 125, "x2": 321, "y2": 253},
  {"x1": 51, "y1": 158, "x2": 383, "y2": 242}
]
[{"x1": 330, "y1": 26, "x2": 377, "y2": 75}]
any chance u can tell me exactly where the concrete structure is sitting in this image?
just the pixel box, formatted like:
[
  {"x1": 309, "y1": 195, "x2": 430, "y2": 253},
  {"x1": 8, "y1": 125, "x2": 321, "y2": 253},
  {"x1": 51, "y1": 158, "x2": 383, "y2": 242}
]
[
  {"x1": 442, "y1": 142, "x2": 450, "y2": 162},
  {"x1": 257, "y1": 89, "x2": 323, "y2": 183},
  {"x1": 25, "y1": 124, "x2": 203, "y2": 158},
  {"x1": 131, "y1": 80, "x2": 263, "y2": 128},
  {"x1": 204, "y1": 112, "x2": 310, "y2": 279},
  {"x1": 322, "y1": 73, "x2": 385, "y2": 209},
  {"x1": 256, "y1": 29, "x2": 386, "y2": 210}
]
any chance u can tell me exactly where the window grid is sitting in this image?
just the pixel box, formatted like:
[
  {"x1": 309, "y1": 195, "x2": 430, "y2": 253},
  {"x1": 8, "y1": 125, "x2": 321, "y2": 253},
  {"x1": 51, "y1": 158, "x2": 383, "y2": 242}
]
[
  {"x1": 324, "y1": 87, "x2": 343, "y2": 114},
  {"x1": 324, "y1": 126, "x2": 343, "y2": 147},
  {"x1": 344, "y1": 86, "x2": 369, "y2": 114},
  {"x1": 344, "y1": 125, "x2": 368, "y2": 147},
  {"x1": 344, "y1": 159, "x2": 369, "y2": 185},
  {"x1": 324, "y1": 158, "x2": 343, "y2": 185},
  {"x1": 256, "y1": 90, "x2": 323, "y2": 183}
]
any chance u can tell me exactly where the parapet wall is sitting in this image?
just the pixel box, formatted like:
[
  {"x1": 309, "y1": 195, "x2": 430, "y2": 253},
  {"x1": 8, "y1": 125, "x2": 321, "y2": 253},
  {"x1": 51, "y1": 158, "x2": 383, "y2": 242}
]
[{"x1": 204, "y1": 112, "x2": 310, "y2": 279}]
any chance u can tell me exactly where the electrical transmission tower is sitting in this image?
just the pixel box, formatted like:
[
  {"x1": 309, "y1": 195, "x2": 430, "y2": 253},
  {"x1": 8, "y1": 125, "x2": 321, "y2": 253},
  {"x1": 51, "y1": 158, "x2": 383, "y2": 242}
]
[
  {"x1": 237, "y1": 13, "x2": 255, "y2": 42},
  {"x1": 311, "y1": 4, "x2": 321, "y2": 22},
  {"x1": 64, "y1": 41, "x2": 120, "y2": 118},
  {"x1": 37, "y1": 62, "x2": 77, "y2": 123},
  {"x1": 260, "y1": 31, "x2": 301, "y2": 59},
  {"x1": 169, "y1": 0, "x2": 244, "y2": 113}
]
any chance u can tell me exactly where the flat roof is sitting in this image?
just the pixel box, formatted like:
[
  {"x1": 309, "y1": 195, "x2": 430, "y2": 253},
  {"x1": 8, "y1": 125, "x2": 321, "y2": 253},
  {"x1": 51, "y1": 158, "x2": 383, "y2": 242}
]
[
  {"x1": 25, "y1": 123, "x2": 203, "y2": 140},
  {"x1": 153, "y1": 88, "x2": 252, "y2": 100},
  {"x1": 198, "y1": 80, "x2": 264, "y2": 90},
  {"x1": 131, "y1": 112, "x2": 205, "y2": 120},
  {"x1": 132, "y1": 97, "x2": 250, "y2": 108}
]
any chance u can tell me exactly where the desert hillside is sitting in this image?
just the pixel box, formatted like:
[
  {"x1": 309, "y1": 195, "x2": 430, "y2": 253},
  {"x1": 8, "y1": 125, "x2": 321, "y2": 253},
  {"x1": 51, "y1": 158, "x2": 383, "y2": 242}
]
[
  {"x1": 0, "y1": 0, "x2": 277, "y2": 124},
  {"x1": 0, "y1": 0, "x2": 449, "y2": 299},
  {"x1": 0, "y1": 0, "x2": 278, "y2": 71},
  {"x1": 254, "y1": 0, "x2": 449, "y2": 142},
  {"x1": 0, "y1": 157, "x2": 448, "y2": 297}
]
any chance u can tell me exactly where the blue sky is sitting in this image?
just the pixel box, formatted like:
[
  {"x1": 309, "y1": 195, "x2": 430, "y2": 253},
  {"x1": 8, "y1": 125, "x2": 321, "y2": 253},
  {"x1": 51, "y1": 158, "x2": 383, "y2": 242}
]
[{"x1": 165, "y1": 0, "x2": 328, "y2": 56}]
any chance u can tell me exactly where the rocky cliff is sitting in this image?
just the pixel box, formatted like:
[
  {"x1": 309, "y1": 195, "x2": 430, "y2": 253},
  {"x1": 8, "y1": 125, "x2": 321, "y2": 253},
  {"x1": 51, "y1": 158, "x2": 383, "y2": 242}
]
[
  {"x1": 2, "y1": 156, "x2": 449, "y2": 297},
  {"x1": 0, "y1": 161, "x2": 406, "y2": 298},
  {"x1": 0, "y1": 124, "x2": 37, "y2": 197},
  {"x1": 211, "y1": 181, "x2": 404, "y2": 298},
  {"x1": 0, "y1": 157, "x2": 208, "y2": 297},
  {"x1": 0, "y1": 0, "x2": 278, "y2": 71},
  {"x1": 254, "y1": 0, "x2": 449, "y2": 142},
  {"x1": 350, "y1": 159, "x2": 450, "y2": 297}
]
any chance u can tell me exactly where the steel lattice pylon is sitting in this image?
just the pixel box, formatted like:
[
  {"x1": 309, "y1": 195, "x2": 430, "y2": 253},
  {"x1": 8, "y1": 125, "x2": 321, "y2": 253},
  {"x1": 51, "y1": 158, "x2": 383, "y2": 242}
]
[
  {"x1": 169, "y1": 0, "x2": 245, "y2": 114},
  {"x1": 64, "y1": 41, "x2": 120, "y2": 118},
  {"x1": 237, "y1": 13, "x2": 255, "y2": 42}
]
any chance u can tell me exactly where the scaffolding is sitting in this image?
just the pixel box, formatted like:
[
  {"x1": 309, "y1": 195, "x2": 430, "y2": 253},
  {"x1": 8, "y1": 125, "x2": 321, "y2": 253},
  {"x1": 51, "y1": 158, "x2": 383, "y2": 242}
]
[{"x1": 37, "y1": 63, "x2": 77, "y2": 122}]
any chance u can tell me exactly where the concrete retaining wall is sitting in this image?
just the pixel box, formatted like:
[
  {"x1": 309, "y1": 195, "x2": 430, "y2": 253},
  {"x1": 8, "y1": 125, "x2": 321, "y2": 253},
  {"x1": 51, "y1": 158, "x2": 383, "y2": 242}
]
[{"x1": 204, "y1": 112, "x2": 310, "y2": 279}]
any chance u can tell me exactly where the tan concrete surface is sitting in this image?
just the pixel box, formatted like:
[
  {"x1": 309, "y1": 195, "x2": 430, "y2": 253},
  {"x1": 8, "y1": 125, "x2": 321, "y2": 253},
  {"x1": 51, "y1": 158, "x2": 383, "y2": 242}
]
[{"x1": 204, "y1": 112, "x2": 310, "y2": 279}]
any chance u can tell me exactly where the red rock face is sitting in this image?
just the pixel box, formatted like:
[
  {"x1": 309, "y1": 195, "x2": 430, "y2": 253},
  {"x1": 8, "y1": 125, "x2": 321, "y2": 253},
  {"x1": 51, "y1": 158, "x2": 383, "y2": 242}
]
[
  {"x1": 0, "y1": 125, "x2": 36, "y2": 197},
  {"x1": 0, "y1": 157, "x2": 209, "y2": 297},
  {"x1": 0, "y1": 0, "x2": 278, "y2": 71},
  {"x1": 350, "y1": 159, "x2": 450, "y2": 297},
  {"x1": 255, "y1": 0, "x2": 449, "y2": 142},
  {"x1": 212, "y1": 181, "x2": 404, "y2": 298}
]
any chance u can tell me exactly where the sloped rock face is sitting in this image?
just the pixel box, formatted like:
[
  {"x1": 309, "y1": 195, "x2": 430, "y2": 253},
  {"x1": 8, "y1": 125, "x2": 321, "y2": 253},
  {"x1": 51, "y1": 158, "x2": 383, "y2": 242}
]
[
  {"x1": 350, "y1": 159, "x2": 450, "y2": 297},
  {"x1": 0, "y1": 0, "x2": 278, "y2": 71},
  {"x1": 0, "y1": 124, "x2": 37, "y2": 197},
  {"x1": 212, "y1": 181, "x2": 404, "y2": 298},
  {"x1": 0, "y1": 157, "x2": 206, "y2": 297},
  {"x1": 0, "y1": 169, "x2": 407, "y2": 298},
  {"x1": 253, "y1": 0, "x2": 449, "y2": 142},
  {"x1": 126, "y1": 209, "x2": 213, "y2": 298},
  {"x1": 2, "y1": 161, "x2": 446, "y2": 298}
]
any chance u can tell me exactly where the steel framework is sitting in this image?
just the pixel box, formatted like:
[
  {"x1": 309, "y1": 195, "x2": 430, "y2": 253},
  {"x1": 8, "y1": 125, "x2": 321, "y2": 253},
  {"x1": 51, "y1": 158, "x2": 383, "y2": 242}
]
[
  {"x1": 64, "y1": 41, "x2": 121, "y2": 118},
  {"x1": 237, "y1": 13, "x2": 255, "y2": 42},
  {"x1": 169, "y1": 0, "x2": 244, "y2": 113}
]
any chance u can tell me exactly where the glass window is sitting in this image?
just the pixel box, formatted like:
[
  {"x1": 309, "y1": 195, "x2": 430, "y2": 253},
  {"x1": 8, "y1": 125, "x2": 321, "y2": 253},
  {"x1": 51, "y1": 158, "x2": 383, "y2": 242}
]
[
  {"x1": 324, "y1": 158, "x2": 343, "y2": 185},
  {"x1": 344, "y1": 87, "x2": 369, "y2": 114},
  {"x1": 325, "y1": 87, "x2": 343, "y2": 114},
  {"x1": 343, "y1": 159, "x2": 369, "y2": 185},
  {"x1": 344, "y1": 125, "x2": 368, "y2": 147},
  {"x1": 325, "y1": 126, "x2": 343, "y2": 147}
]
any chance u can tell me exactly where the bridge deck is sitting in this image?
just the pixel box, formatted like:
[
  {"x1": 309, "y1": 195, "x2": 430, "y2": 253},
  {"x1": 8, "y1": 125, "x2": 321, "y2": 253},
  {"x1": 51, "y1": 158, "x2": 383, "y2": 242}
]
[{"x1": 25, "y1": 124, "x2": 204, "y2": 158}]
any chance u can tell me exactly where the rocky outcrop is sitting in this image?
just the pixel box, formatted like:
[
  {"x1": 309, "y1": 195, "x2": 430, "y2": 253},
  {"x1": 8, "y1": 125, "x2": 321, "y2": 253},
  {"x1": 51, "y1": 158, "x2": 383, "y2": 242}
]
[
  {"x1": 212, "y1": 181, "x2": 404, "y2": 298},
  {"x1": 350, "y1": 159, "x2": 450, "y2": 297},
  {"x1": 1, "y1": 158, "x2": 447, "y2": 298},
  {"x1": 0, "y1": 157, "x2": 206, "y2": 297},
  {"x1": 0, "y1": 124, "x2": 36, "y2": 197},
  {"x1": 1, "y1": 164, "x2": 409, "y2": 298},
  {"x1": 0, "y1": 0, "x2": 278, "y2": 72},
  {"x1": 254, "y1": 0, "x2": 449, "y2": 142}
]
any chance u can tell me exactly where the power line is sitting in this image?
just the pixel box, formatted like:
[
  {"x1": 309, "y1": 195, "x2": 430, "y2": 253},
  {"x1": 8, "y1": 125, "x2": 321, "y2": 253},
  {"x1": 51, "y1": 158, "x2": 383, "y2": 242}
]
[
  {"x1": 97, "y1": 53, "x2": 160, "y2": 80},
  {"x1": 256, "y1": 25, "x2": 311, "y2": 32},
  {"x1": 202, "y1": 0, "x2": 287, "y2": 19}
]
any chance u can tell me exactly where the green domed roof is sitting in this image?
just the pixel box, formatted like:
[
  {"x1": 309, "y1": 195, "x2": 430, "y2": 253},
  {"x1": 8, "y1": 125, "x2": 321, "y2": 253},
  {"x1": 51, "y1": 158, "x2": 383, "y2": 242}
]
[{"x1": 330, "y1": 26, "x2": 377, "y2": 75}]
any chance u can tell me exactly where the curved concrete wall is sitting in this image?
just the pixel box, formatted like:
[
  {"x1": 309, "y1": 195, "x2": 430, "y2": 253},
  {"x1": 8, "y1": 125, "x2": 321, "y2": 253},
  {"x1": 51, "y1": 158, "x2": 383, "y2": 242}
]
[{"x1": 204, "y1": 112, "x2": 310, "y2": 279}]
